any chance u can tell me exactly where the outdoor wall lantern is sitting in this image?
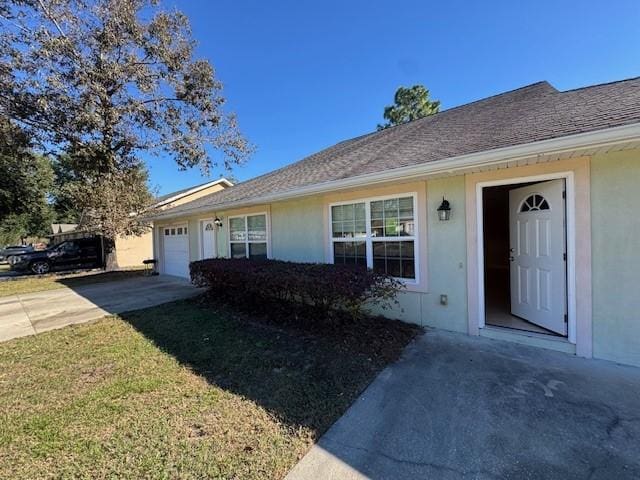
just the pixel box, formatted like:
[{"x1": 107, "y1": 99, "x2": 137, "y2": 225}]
[
  {"x1": 437, "y1": 197, "x2": 451, "y2": 221},
  {"x1": 214, "y1": 217, "x2": 223, "y2": 227}
]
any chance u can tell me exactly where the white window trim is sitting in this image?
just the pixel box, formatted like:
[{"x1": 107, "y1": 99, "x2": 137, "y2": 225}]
[
  {"x1": 328, "y1": 192, "x2": 420, "y2": 285},
  {"x1": 227, "y1": 211, "x2": 271, "y2": 259}
]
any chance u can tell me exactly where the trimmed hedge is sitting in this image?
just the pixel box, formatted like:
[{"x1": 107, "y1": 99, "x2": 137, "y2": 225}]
[{"x1": 190, "y1": 258, "x2": 404, "y2": 319}]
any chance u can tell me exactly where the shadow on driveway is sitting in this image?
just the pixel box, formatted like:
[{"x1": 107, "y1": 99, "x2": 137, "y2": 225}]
[{"x1": 0, "y1": 275, "x2": 202, "y2": 341}]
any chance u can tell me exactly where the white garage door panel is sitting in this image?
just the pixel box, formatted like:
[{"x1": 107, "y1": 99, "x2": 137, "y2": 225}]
[{"x1": 162, "y1": 226, "x2": 190, "y2": 278}]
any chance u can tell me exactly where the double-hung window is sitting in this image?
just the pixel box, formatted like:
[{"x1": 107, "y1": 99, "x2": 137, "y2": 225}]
[
  {"x1": 229, "y1": 213, "x2": 268, "y2": 260},
  {"x1": 331, "y1": 194, "x2": 417, "y2": 280}
]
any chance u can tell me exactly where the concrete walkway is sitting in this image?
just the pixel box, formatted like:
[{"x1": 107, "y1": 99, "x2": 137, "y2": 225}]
[
  {"x1": 287, "y1": 330, "x2": 640, "y2": 480},
  {"x1": 0, "y1": 276, "x2": 202, "y2": 342}
]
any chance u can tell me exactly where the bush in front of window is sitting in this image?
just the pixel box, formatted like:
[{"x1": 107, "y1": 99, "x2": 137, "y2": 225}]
[{"x1": 190, "y1": 258, "x2": 405, "y2": 320}]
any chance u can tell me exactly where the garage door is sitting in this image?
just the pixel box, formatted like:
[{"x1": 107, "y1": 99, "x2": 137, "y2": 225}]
[{"x1": 162, "y1": 225, "x2": 190, "y2": 278}]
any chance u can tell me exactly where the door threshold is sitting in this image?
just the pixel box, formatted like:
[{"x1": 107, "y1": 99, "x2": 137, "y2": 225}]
[{"x1": 480, "y1": 325, "x2": 576, "y2": 354}]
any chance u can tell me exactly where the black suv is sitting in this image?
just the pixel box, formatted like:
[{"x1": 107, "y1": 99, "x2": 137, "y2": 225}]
[{"x1": 10, "y1": 238, "x2": 103, "y2": 274}]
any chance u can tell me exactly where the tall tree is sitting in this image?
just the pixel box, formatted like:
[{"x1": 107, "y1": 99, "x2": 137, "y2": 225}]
[
  {"x1": 0, "y1": 0, "x2": 252, "y2": 268},
  {"x1": 0, "y1": 118, "x2": 54, "y2": 245},
  {"x1": 377, "y1": 85, "x2": 440, "y2": 130},
  {"x1": 0, "y1": 119, "x2": 47, "y2": 222}
]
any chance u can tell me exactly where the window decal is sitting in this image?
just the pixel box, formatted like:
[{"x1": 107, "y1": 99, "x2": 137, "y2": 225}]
[{"x1": 520, "y1": 194, "x2": 550, "y2": 212}]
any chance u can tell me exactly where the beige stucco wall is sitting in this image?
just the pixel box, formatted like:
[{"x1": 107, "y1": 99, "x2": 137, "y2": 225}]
[
  {"x1": 115, "y1": 231, "x2": 153, "y2": 267},
  {"x1": 591, "y1": 150, "x2": 640, "y2": 367}
]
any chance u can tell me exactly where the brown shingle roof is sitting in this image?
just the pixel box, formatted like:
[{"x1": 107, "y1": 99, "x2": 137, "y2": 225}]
[{"x1": 158, "y1": 77, "x2": 640, "y2": 217}]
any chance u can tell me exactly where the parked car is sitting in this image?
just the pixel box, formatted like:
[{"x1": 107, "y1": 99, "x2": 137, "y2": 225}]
[
  {"x1": 0, "y1": 245, "x2": 34, "y2": 264},
  {"x1": 9, "y1": 238, "x2": 103, "y2": 274}
]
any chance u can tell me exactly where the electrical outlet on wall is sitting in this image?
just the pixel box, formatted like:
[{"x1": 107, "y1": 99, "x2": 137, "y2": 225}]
[{"x1": 440, "y1": 294, "x2": 448, "y2": 306}]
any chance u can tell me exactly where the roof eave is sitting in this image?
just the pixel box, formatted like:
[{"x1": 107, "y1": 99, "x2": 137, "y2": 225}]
[
  {"x1": 151, "y1": 122, "x2": 640, "y2": 220},
  {"x1": 154, "y1": 178, "x2": 234, "y2": 209}
]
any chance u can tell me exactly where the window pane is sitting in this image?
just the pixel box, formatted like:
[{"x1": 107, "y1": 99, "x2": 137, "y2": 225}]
[
  {"x1": 247, "y1": 215, "x2": 266, "y2": 241},
  {"x1": 164, "y1": 229, "x2": 169, "y2": 236},
  {"x1": 370, "y1": 197, "x2": 414, "y2": 238},
  {"x1": 370, "y1": 200, "x2": 383, "y2": 220},
  {"x1": 399, "y1": 219, "x2": 415, "y2": 236},
  {"x1": 354, "y1": 203, "x2": 366, "y2": 237},
  {"x1": 230, "y1": 243, "x2": 246, "y2": 259},
  {"x1": 371, "y1": 219, "x2": 383, "y2": 237},
  {"x1": 332, "y1": 221, "x2": 343, "y2": 238},
  {"x1": 332, "y1": 204, "x2": 344, "y2": 222},
  {"x1": 385, "y1": 218, "x2": 399, "y2": 237},
  {"x1": 184, "y1": 227, "x2": 188, "y2": 234},
  {"x1": 249, "y1": 242, "x2": 267, "y2": 260},
  {"x1": 177, "y1": 227, "x2": 183, "y2": 235},
  {"x1": 343, "y1": 203, "x2": 355, "y2": 222},
  {"x1": 399, "y1": 197, "x2": 413, "y2": 218},
  {"x1": 229, "y1": 217, "x2": 246, "y2": 241},
  {"x1": 333, "y1": 241, "x2": 366, "y2": 266},
  {"x1": 332, "y1": 203, "x2": 365, "y2": 238},
  {"x1": 384, "y1": 198, "x2": 398, "y2": 216},
  {"x1": 372, "y1": 240, "x2": 415, "y2": 279}
]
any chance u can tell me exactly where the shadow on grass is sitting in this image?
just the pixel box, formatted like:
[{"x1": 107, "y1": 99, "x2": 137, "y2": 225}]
[{"x1": 120, "y1": 298, "x2": 421, "y2": 435}]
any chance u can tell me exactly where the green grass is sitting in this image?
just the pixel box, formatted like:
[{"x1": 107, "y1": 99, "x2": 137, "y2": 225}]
[
  {"x1": 0, "y1": 299, "x2": 420, "y2": 479},
  {"x1": 0, "y1": 269, "x2": 146, "y2": 297}
]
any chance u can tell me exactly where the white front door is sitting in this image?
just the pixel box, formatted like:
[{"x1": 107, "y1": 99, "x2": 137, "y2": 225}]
[
  {"x1": 509, "y1": 179, "x2": 567, "y2": 335},
  {"x1": 200, "y1": 219, "x2": 216, "y2": 259}
]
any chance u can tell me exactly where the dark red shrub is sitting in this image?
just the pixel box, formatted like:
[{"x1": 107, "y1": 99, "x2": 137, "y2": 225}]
[{"x1": 190, "y1": 258, "x2": 404, "y2": 319}]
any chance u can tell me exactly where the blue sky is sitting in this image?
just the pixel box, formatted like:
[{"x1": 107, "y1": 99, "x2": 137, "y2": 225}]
[{"x1": 148, "y1": 0, "x2": 640, "y2": 195}]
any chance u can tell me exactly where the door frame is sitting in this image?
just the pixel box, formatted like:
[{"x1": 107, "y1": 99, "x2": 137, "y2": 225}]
[
  {"x1": 475, "y1": 171, "x2": 576, "y2": 344},
  {"x1": 198, "y1": 217, "x2": 217, "y2": 260}
]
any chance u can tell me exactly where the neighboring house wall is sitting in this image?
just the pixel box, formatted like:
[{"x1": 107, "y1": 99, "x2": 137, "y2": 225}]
[
  {"x1": 115, "y1": 231, "x2": 154, "y2": 267},
  {"x1": 591, "y1": 150, "x2": 640, "y2": 367},
  {"x1": 118, "y1": 182, "x2": 230, "y2": 268},
  {"x1": 156, "y1": 151, "x2": 640, "y2": 367}
]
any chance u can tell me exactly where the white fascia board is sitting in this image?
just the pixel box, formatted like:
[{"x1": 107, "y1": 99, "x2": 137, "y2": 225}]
[{"x1": 153, "y1": 123, "x2": 640, "y2": 220}]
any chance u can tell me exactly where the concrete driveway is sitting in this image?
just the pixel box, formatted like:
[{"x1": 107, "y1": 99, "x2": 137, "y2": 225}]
[
  {"x1": 287, "y1": 330, "x2": 640, "y2": 480},
  {"x1": 0, "y1": 276, "x2": 202, "y2": 342}
]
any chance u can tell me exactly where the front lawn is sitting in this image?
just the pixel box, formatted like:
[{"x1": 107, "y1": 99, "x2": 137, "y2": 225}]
[
  {"x1": 0, "y1": 299, "x2": 420, "y2": 479},
  {"x1": 0, "y1": 269, "x2": 146, "y2": 297}
]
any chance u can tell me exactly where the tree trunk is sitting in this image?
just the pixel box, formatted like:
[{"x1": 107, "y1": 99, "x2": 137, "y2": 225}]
[{"x1": 102, "y1": 235, "x2": 119, "y2": 271}]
